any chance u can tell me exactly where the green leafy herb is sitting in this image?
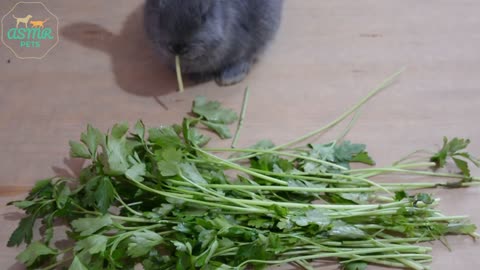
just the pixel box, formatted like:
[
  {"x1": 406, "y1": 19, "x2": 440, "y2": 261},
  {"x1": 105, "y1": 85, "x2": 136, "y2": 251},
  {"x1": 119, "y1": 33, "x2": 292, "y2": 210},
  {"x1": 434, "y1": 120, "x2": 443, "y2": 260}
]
[
  {"x1": 16, "y1": 241, "x2": 57, "y2": 267},
  {"x1": 395, "y1": 190, "x2": 408, "y2": 201},
  {"x1": 127, "y1": 230, "x2": 163, "y2": 258},
  {"x1": 69, "y1": 256, "x2": 89, "y2": 270},
  {"x1": 156, "y1": 147, "x2": 183, "y2": 177},
  {"x1": 75, "y1": 235, "x2": 109, "y2": 255},
  {"x1": 343, "y1": 261, "x2": 368, "y2": 270},
  {"x1": 7, "y1": 215, "x2": 36, "y2": 247},
  {"x1": 71, "y1": 215, "x2": 113, "y2": 236},
  {"x1": 94, "y1": 177, "x2": 115, "y2": 214},
  {"x1": 193, "y1": 96, "x2": 239, "y2": 124},
  {"x1": 431, "y1": 137, "x2": 480, "y2": 177},
  {"x1": 69, "y1": 141, "x2": 91, "y2": 159},
  {"x1": 192, "y1": 96, "x2": 239, "y2": 139},
  {"x1": 7, "y1": 94, "x2": 480, "y2": 270}
]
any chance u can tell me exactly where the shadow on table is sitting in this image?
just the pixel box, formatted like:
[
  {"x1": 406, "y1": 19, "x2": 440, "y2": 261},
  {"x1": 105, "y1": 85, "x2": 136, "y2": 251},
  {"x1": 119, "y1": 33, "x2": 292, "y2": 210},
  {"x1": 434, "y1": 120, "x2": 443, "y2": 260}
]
[
  {"x1": 2, "y1": 212, "x2": 25, "y2": 221},
  {"x1": 8, "y1": 262, "x2": 25, "y2": 270},
  {"x1": 60, "y1": 4, "x2": 177, "y2": 99},
  {"x1": 51, "y1": 157, "x2": 86, "y2": 178}
]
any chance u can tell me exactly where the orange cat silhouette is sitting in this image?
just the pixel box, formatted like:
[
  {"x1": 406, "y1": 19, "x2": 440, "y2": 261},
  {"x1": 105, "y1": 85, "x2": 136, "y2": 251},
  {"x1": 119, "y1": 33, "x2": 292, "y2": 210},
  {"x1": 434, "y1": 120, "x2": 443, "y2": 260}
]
[{"x1": 30, "y1": 18, "x2": 49, "y2": 28}]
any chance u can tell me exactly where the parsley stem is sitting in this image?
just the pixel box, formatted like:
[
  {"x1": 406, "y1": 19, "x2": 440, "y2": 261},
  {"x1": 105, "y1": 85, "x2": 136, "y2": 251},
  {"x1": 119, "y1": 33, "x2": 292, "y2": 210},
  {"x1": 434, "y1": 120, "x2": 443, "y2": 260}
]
[
  {"x1": 113, "y1": 223, "x2": 172, "y2": 231},
  {"x1": 71, "y1": 201, "x2": 153, "y2": 223},
  {"x1": 285, "y1": 251, "x2": 431, "y2": 262},
  {"x1": 231, "y1": 87, "x2": 250, "y2": 148},
  {"x1": 177, "y1": 169, "x2": 265, "y2": 212},
  {"x1": 110, "y1": 215, "x2": 153, "y2": 223},
  {"x1": 273, "y1": 68, "x2": 405, "y2": 151},
  {"x1": 126, "y1": 178, "x2": 268, "y2": 213},
  {"x1": 167, "y1": 179, "x2": 419, "y2": 193},
  {"x1": 115, "y1": 191, "x2": 143, "y2": 217},
  {"x1": 230, "y1": 198, "x2": 406, "y2": 210},
  {"x1": 184, "y1": 161, "x2": 356, "y2": 185},
  {"x1": 323, "y1": 237, "x2": 434, "y2": 246},
  {"x1": 342, "y1": 254, "x2": 431, "y2": 264},
  {"x1": 236, "y1": 245, "x2": 426, "y2": 269},
  {"x1": 175, "y1": 55, "x2": 185, "y2": 92},
  {"x1": 349, "y1": 167, "x2": 480, "y2": 181},
  {"x1": 336, "y1": 108, "x2": 363, "y2": 143},
  {"x1": 264, "y1": 169, "x2": 397, "y2": 190},
  {"x1": 40, "y1": 256, "x2": 74, "y2": 270},
  {"x1": 245, "y1": 169, "x2": 359, "y2": 184},
  {"x1": 207, "y1": 147, "x2": 348, "y2": 171},
  {"x1": 71, "y1": 202, "x2": 100, "y2": 215},
  {"x1": 195, "y1": 147, "x2": 288, "y2": 185},
  {"x1": 393, "y1": 162, "x2": 437, "y2": 169},
  {"x1": 165, "y1": 181, "x2": 408, "y2": 213}
]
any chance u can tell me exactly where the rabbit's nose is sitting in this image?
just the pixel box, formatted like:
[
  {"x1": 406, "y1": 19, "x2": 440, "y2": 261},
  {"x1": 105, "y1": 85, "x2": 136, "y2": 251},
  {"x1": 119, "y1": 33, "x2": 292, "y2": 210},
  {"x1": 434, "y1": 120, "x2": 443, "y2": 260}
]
[{"x1": 167, "y1": 42, "x2": 189, "y2": 55}]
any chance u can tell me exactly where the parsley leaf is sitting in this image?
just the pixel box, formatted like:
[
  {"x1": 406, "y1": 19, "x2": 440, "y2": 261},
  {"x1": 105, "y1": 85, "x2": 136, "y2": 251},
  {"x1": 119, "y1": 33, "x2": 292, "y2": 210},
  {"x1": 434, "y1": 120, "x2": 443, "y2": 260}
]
[
  {"x1": 100, "y1": 123, "x2": 133, "y2": 175},
  {"x1": 111, "y1": 122, "x2": 129, "y2": 139},
  {"x1": 69, "y1": 141, "x2": 91, "y2": 159},
  {"x1": 351, "y1": 151, "x2": 375, "y2": 165},
  {"x1": 16, "y1": 241, "x2": 57, "y2": 267},
  {"x1": 329, "y1": 220, "x2": 367, "y2": 240},
  {"x1": 252, "y1": 140, "x2": 276, "y2": 150},
  {"x1": 201, "y1": 121, "x2": 233, "y2": 139},
  {"x1": 292, "y1": 209, "x2": 331, "y2": 227},
  {"x1": 188, "y1": 127, "x2": 211, "y2": 147},
  {"x1": 179, "y1": 163, "x2": 208, "y2": 184},
  {"x1": 171, "y1": 240, "x2": 192, "y2": 254},
  {"x1": 412, "y1": 193, "x2": 434, "y2": 205},
  {"x1": 43, "y1": 212, "x2": 56, "y2": 245},
  {"x1": 192, "y1": 96, "x2": 239, "y2": 139},
  {"x1": 28, "y1": 178, "x2": 54, "y2": 199},
  {"x1": 148, "y1": 126, "x2": 183, "y2": 148},
  {"x1": 334, "y1": 141, "x2": 366, "y2": 161},
  {"x1": 305, "y1": 141, "x2": 369, "y2": 172},
  {"x1": 193, "y1": 96, "x2": 238, "y2": 124},
  {"x1": 132, "y1": 120, "x2": 146, "y2": 140},
  {"x1": 69, "y1": 256, "x2": 89, "y2": 270},
  {"x1": 395, "y1": 190, "x2": 408, "y2": 201},
  {"x1": 75, "y1": 235, "x2": 109, "y2": 254},
  {"x1": 7, "y1": 214, "x2": 37, "y2": 247},
  {"x1": 80, "y1": 124, "x2": 102, "y2": 158},
  {"x1": 338, "y1": 192, "x2": 371, "y2": 204},
  {"x1": 195, "y1": 239, "x2": 219, "y2": 267},
  {"x1": 431, "y1": 137, "x2": 480, "y2": 177},
  {"x1": 447, "y1": 223, "x2": 477, "y2": 234},
  {"x1": 94, "y1": 177, "x2": 115, "y2": 213},
  {"x1": 344, "y1": 261, "x2": 368, "y2": 270},
  {"x1": 72, "y1": 215, "x2": 113, "y2": 236},
  {"x1": 55, "y1": 182, "x2": 71, "y2": 209},
  {"x1": 10, "y1": 200, "x2": 36, "y2": 209},
  {"x1": 125, "y1": 153, "x2": 147, "y2": 182},
  {"x1": 156, "y1": 147, "x2": 183, "y2": 177},
  {"x1": 128, "y1": 230, "x2": 164, "y2": 258},
  {"x1": 452, "y1": 157, "x2": 470, "y2": 177}
]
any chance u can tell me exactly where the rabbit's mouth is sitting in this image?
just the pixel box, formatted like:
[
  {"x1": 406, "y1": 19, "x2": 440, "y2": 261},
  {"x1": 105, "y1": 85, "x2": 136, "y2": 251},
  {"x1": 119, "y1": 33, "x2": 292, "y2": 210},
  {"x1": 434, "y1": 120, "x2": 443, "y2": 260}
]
[{"x1": 175, "y1": 51, "x2": 208, "y2": 62}]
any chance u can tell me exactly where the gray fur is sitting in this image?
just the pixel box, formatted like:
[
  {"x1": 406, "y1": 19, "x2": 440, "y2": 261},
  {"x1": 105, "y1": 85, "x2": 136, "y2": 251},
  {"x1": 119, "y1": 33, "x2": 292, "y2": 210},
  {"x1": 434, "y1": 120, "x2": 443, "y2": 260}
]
[{"x1": 144, "y1": 0, "x2": 284, "y2": 86}]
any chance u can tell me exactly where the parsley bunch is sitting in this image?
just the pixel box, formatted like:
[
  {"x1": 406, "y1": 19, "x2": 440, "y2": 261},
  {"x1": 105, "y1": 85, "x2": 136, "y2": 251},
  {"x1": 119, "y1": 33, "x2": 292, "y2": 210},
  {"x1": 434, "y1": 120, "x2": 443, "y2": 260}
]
[{"x1": 7, "y1": 74, "x2": 480, "y2": 270}]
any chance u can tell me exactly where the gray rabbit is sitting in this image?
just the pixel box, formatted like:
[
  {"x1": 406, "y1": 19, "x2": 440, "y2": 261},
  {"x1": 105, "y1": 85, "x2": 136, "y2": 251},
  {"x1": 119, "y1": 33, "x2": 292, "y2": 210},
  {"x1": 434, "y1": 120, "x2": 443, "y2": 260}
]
[{"x1": 144, "y1": 0, "x2": 284, "y2": 86}]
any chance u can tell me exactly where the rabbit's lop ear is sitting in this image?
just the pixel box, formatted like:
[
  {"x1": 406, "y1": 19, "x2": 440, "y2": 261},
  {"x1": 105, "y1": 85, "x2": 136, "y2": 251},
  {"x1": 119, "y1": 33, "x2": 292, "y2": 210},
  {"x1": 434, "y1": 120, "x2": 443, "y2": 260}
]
[{"x1": 60, "y1": 23, "x2": 115, "y2": 52}]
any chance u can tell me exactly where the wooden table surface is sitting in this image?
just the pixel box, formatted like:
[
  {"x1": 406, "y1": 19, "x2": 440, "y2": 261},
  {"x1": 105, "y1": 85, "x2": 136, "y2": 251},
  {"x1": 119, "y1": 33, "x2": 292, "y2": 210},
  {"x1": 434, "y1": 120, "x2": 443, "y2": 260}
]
[{"x1": 1, "y1": 0, "x2": 479, "y2": 269}]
